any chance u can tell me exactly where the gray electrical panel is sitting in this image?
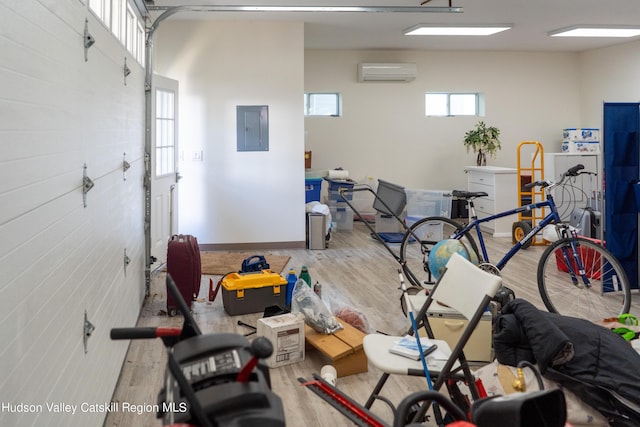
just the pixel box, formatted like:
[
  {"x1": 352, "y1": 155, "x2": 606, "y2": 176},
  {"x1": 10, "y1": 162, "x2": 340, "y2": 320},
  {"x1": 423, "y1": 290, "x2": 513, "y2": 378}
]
[{"x1": 237, "y1": 105, "x2": 269, "y2": 151}]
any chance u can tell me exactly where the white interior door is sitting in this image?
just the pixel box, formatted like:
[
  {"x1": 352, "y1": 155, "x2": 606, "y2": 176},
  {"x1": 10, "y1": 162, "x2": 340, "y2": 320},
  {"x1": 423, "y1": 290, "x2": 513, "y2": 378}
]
[{"x1": 151, "y1": 74, "x2": 179, "y2": 269}]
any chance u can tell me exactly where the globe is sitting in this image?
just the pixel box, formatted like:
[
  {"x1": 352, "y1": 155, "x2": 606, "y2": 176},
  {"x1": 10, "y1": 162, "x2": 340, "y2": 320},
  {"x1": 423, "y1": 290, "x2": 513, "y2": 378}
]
[{"x1": 427, "y1": 239, "x2": 477, "y2": 280}]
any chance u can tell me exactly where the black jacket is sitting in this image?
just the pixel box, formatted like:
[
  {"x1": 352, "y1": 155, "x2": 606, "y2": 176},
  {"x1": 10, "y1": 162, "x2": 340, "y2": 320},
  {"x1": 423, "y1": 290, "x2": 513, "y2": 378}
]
[{"x1": 493, "y1": 298, "x2": 640, "y2": 427}]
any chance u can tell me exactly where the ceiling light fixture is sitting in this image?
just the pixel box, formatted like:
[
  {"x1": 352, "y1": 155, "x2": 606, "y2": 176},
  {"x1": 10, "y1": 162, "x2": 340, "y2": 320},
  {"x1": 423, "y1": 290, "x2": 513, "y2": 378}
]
[
  {"x1": 147, "y1": 5, "x2": 464, "y2": 15},
  {"x1": 549, "y1": 25, "x2": 640, "y2": 38},
  {"x1": 404, "y1": 24, "x2": 512, "y2": 36}
]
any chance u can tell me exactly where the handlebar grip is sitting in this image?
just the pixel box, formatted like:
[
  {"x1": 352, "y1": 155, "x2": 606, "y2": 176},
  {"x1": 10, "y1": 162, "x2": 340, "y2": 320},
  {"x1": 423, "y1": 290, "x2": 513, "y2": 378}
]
[
  {"x1": 524, "y1": 180, "x2": 551, "y2": 190},
  {"x1": 566, "y1": 164, "x2": 585, "y2": 176},
  {"x1": 110, "y1": 327, "x2": 159, "y2": 340}
]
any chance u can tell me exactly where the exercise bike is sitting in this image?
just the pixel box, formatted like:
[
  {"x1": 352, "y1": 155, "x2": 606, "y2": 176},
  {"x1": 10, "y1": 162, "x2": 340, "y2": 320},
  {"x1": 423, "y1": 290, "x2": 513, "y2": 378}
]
[{"x1": 110, "y1": 274, "x2": 286, "y2": 427}]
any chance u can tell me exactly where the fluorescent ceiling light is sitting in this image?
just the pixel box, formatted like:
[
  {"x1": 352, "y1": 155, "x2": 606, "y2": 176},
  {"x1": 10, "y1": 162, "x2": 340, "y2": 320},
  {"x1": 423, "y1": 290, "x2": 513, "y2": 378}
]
[
  {"x1": 149, "y1": 5, "x2": 464, "y2": 13},
  {"x1": 549, "y1": 26, "x2": 640, "y2": 38},
  {"x1": 404, "y1": 24, "x2": 512, "y2": 36}
]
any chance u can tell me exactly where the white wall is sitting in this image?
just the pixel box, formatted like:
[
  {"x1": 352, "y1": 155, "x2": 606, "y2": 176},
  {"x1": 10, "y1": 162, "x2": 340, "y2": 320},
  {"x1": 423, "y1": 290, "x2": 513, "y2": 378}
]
[
  {"x1": 579, "y1": 39, "x2": 640, "y2": 128},
  {"x1": 154, "y1": 20, "x2": 305, "y2": 246},
  {"x1": 304, "y1": 50, "x2": 583, "y2": 193},
  {"x1": 148, "y1": 20, "x2": 640, "y2": 247},
  {"x1": 0, "y1": 1, "x2": 145, "y2": 425},
  {"x1": 153, "y1": 29, "x2": 586, "y2": 243}
]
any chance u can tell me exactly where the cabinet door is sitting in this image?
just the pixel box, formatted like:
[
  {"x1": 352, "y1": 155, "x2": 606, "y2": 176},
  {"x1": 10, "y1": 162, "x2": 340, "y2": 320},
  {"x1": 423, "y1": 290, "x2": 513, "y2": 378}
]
[
  {"x1": 468, "y1": 171, "x2": 495, "y2": 222},
  {"x1": 465, "y1": 166, "x2": 517, "y2": 237}
]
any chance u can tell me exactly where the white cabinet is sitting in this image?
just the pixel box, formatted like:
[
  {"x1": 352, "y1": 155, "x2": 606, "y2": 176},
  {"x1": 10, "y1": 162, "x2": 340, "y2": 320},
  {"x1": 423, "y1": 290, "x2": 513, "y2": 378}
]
[
  {"x1": 465, "y1": 166, "x2": 518, "y2": 237},
  {"x1": 543, "y1": 153, "x2": 601, "y2": 222}
]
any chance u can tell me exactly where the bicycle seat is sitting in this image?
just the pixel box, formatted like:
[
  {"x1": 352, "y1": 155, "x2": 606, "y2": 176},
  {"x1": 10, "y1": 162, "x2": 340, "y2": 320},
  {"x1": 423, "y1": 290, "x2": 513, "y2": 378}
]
[{"x1": 452, "y1": 190, "x2": 488, "y2": 199}]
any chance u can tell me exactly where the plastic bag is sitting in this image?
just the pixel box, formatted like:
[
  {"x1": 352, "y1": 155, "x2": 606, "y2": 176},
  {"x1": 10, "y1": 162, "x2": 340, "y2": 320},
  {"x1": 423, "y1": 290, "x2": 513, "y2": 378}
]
[
  {"x1": 333, "y1": 304, "x2": 371, "y2": 334},
  {"x1": 291, "y1": 279, "x2": 342, "y2": 334}
]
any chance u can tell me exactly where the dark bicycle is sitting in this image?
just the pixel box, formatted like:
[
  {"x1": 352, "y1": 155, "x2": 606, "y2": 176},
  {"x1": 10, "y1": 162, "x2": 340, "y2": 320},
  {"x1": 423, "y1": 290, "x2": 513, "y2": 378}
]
[{"x1": 399, "y1": 164, "x2": 631, "y2": 321}]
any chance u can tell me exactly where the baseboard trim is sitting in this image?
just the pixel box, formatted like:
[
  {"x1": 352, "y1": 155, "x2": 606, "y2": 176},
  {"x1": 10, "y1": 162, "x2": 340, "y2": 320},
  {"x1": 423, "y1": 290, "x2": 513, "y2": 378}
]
[{"x1": 199, "y1": 241, "x2": 306, "y2": 251}]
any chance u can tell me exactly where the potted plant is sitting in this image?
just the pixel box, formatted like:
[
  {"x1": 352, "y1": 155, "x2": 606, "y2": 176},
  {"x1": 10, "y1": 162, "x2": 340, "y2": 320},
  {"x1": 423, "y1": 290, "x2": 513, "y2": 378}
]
[{"x1": 463, "y1": 121, "x2": 501, "y2": 166}]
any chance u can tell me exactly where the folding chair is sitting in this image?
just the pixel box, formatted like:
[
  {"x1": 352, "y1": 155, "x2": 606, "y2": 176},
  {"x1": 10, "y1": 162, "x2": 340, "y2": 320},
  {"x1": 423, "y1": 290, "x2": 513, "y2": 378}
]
[{"x1": 362, "y1": 252, "x2": 502, "y2": 419}]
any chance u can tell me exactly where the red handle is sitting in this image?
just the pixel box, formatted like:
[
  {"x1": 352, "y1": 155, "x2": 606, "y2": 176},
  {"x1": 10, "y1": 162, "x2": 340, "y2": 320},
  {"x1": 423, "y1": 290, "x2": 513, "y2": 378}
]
[
  {"x1": 236, "y1": 357, "x2": 259, "y2": 383},
  {"x1": 155, "y1": 327, "x2": 182, "y2": 337},
  {"x1": 209, "y1": 278, "x2": 222, "y2": 302}
]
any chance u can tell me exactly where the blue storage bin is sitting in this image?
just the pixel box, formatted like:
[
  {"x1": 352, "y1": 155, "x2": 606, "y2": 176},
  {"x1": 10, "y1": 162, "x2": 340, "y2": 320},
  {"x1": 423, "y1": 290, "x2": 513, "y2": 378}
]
[
  {"x1": 305, "y1": 178, "x2": 322, "y2": 203},
  {"x1": 328, "y1": 190, "x2": 353, "y2": 202},
  {"x1": 325, "y1": 178, "x2": 355, "y2": 201},
  {"x1": 325, "y1": 178, "x2": 355, "y2": 192}
]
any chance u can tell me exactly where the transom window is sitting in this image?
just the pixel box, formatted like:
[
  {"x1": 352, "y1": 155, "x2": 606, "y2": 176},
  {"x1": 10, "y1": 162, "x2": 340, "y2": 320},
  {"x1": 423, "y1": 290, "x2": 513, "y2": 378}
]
[
  {"x1": 425, "y1": 92, "x2": 483, "y2": 117},
  {"x1": 304, "y1": 93, "x2": 342, "y2": 117},
  {"x1": 89, "y1": 0, "x2": 145, "y2": 65}
]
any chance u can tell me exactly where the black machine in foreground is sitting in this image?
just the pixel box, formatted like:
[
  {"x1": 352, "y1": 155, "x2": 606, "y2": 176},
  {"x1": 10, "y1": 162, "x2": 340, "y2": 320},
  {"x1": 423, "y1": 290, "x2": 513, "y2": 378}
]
[
  {"x1": 110, "y1": 275, "x2": 285, "y2": 427},
  {"x1": 299, "y1": 369, "x2": 566, "y2": 427}
]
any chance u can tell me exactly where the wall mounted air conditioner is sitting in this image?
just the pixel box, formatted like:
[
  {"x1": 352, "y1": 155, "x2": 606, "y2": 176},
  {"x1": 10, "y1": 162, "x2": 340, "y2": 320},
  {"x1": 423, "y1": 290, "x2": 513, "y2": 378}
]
[{"x1": 357, "y1": 63, "x2": 417, "y2": 82}]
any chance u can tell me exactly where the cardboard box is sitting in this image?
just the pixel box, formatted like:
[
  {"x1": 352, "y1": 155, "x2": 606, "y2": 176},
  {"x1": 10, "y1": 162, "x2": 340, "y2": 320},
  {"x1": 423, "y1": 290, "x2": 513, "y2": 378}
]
[
  {"x1": 563, "y1": 128, "x2": 600, "y2": 141},
  {"x1": 407, "y1": 294, "x2": 493, "y2": 362},
  {"x1": 304, "y1": 321, "x2": 368, "y2": 377},
  {"x1": 257, "y1": 312, "x2": 305, "y2": 368},
  {"x1": 562, "y1": 140, "x2": 600, "y2": 153},
  {"x1": 221, "y1": 270, "x2": 287, "y2": 316}
]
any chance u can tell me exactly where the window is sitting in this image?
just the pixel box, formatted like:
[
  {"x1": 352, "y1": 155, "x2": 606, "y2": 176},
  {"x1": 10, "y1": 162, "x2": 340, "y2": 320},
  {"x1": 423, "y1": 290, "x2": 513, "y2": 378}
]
[
  {"x1": 89, "y1": 0, "x2": 104, "y2": 20},
  {"x1": 425, "y1": 92, "x2": 483, "y2": 117},
  {"x1": 125, "y1": 4, "x2": 135, "y2": 55},
  {"x1": 111, "y1": 0, "x2": 122, "y2": 40},
  {"x1": 304, "y1": 93, "x2": 341, "y2": 117},
  {"x1": 136, "y1": 22, "x2": 145, "y2": 64},
  {"x1": 88, "y1": 0, "x2": 145, "y2": 66},
  {"x1": 155, "y1": 89, "x2": 176, "y2": 177}
]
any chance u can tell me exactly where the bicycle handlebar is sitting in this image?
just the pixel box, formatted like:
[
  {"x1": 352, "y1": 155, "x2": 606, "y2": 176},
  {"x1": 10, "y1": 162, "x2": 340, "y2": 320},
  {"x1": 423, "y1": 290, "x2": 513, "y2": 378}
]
[
  {"x1": 524, "y1": 163, "x2": 591, "y2": 191},
  {"x1": 524, "y1": 180, "x2": 545, "y2": 190},
  {"x1": 565, "y1": 163, "x2": 585, "y2": 177}
]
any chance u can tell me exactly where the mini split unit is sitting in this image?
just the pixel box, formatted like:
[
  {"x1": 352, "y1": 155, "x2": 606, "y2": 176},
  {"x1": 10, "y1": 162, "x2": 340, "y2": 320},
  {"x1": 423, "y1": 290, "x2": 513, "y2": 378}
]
[{"x1": 357, "y1": 63, "x2": 417, "y2": 82}]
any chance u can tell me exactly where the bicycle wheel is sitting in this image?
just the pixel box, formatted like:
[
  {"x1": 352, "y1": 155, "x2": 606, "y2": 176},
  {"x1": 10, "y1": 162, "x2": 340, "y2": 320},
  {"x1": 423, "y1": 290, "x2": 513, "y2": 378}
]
[
  {"x1": 400, "y1": 216, "x2": 480, "y2": 288},
  {"x1": 537, "y1": 237, "x2": 631, "y2": 320}
]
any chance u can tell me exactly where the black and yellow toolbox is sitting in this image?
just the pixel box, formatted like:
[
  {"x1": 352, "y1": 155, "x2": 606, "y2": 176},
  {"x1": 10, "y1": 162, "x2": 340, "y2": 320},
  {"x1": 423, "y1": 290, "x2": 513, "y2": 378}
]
[{"x1": 221, "y1": 270, "x2": 287, "y2": 315}]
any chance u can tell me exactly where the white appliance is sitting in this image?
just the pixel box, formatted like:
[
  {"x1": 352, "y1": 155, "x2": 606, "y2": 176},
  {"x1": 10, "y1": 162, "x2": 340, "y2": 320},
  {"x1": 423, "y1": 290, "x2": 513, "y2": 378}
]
[{"x1": 357, "y1": 63, "x2": 417, "y2": 82}]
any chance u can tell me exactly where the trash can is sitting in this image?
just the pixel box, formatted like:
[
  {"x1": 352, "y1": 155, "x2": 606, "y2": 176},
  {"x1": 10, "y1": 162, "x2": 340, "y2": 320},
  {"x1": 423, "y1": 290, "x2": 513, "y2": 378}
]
[{"x1": 307, "y1": 213, "x2": 326, "y2": 250}]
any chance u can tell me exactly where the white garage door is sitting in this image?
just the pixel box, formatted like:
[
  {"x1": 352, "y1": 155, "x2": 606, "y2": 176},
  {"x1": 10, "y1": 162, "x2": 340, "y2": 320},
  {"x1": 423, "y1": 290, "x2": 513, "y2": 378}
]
[{"x1": 0, "y1": 1, "x2": 146, "y2": 426}]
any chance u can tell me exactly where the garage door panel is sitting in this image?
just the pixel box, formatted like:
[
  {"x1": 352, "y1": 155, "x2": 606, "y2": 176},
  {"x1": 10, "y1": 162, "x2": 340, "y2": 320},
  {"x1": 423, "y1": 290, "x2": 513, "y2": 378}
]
[
  {"x1": 0, "y1": 1, "x2": 146, "y2": 424},
  {"x1": 0, "y1": 170, "x2": 82, "y2": 226}
]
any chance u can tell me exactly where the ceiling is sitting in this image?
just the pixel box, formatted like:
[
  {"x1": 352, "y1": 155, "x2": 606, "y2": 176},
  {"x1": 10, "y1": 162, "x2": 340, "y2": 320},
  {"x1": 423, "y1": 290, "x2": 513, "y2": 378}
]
[{"x1": 144, "y1": 0, "x2": 640, "y2": 52}]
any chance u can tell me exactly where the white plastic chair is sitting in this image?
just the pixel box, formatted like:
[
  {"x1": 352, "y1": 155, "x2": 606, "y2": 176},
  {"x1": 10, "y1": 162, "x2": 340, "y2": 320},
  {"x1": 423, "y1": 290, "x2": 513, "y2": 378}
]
[{"x1": 362, "y1": 252, "x2": 503, "y2": 418}]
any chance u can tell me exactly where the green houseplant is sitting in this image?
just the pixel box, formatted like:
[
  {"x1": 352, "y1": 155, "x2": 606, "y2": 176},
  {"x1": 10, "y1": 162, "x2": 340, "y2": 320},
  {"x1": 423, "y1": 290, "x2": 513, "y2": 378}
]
[{"x1": 463, "y1": 121, "x2": 501, "y2": 166}]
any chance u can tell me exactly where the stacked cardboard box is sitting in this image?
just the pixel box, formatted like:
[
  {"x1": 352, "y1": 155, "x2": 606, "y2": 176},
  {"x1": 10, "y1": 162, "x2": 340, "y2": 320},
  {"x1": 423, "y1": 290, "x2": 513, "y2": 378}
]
[{"x1": 562, "y1": 128, "x2": 600, "y2": 153}]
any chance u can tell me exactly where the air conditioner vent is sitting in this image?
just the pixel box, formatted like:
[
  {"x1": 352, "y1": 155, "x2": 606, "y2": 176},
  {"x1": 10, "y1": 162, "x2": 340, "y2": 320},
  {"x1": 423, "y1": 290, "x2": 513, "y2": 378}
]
[{"x1": 357, "y1": 63, "x2": 417, "y2": 82}]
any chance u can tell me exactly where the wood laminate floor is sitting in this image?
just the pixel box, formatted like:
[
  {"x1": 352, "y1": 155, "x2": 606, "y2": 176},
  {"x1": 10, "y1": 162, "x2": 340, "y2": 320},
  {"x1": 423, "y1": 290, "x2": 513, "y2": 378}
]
[{"x1": 104, "y1": 220, "x2": 638, "y2": 427}]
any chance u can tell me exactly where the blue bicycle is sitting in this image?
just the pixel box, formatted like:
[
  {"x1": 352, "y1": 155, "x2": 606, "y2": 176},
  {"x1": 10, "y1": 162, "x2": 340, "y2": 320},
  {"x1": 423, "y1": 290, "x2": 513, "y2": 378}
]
[{"x1": 399, "y1": 164, "x2": 631, "y2": 321}]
